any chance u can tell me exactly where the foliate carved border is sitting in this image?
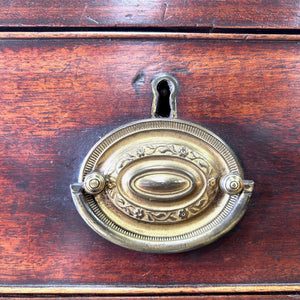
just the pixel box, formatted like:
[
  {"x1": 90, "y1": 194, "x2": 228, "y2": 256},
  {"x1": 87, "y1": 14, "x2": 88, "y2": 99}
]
[{"x1": 105, "y1": 144, "x2": 219, "y2": 223}]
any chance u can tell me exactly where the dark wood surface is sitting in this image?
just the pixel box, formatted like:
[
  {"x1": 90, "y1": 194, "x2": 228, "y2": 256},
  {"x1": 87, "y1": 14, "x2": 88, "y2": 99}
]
[
  {"x1": 0, "y1": 0, "x2": 299, "y2": 29},
  {"x1": 0, "y1": 38, "x2": 299, "y2": 288}
]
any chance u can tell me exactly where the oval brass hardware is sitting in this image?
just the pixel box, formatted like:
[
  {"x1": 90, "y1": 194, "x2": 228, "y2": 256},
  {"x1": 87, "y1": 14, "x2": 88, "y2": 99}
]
[
  {"x1": 71, "y1": 74, "x2": 254, "y2": 253},
  {"x1": 130, "y1": 168, "x2": 194, "y2": 200}
]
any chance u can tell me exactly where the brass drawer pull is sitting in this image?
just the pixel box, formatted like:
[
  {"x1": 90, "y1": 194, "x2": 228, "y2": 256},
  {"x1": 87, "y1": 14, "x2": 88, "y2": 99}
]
[{"x1": 71, "y1": 74, "x2": 254, "y2": 253}]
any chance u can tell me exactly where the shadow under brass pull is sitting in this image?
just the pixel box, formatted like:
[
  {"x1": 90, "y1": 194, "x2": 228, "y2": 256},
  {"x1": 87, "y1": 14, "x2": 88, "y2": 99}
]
[{"x1": 71, "y1": 74, "x2": 254, "y2": 253}]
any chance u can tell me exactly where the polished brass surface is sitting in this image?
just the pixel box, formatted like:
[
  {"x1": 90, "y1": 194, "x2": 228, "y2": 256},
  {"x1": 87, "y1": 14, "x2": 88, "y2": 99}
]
[
  {"x1": 83, "y1": 171, "x2": 106, "y2": 195},
  {"x1": 71, "y1": 74, "x2": 254, "y2": 253},
  {"x1": 220, "y1": 174, "x2": 244, "y2": 195}
]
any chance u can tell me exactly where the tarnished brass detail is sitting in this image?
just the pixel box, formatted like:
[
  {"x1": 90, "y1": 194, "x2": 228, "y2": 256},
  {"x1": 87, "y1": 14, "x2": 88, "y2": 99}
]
[
  {"x1": 83, "y1": 171, "x2": 106, "y2": 195},
  {"x1": 71, "y1": 74, "x2": 254, "y2": 253},
  {"x1": 102, "y1": 141, "x2": 219, "y2": 224},
  {"x1": 132, "y1": 170, "x2": 192, "y2": 199},
  {"x1": 220, "y1": 174, "x2": 244, "y2": 195}
]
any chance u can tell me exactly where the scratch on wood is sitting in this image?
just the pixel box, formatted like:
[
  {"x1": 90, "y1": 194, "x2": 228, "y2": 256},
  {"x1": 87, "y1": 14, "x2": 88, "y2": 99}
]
[
  {"x1": 162, "y1": 2, "x2": 169, "y2": 21},
  {"x1": 86, "y1": 16, "x2": 100, "y2": 24},
  {"x1": 79, "y1": 4, "x2": 88, "y2": 22},
  {"x1": 61, "y1": 63, "x2": 71, "y2": 73},
  {"x1": 209, "y1": 18, "x2": 216, "y2": 33},
  {"x1": 141, "y1": 269, "x2": 151, "y2": 277}
]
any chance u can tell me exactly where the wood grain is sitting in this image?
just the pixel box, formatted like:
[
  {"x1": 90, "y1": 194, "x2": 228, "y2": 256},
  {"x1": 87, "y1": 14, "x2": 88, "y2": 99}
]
[
  {"x1": 0, "y1": 32, "x2": 299, "y2": 41},
  {"x1": 0, "y1": 0, "x2": 299, "y2": 29},
  {"x1": 0, "y1": 38, "x2": 299, "y2": 288}
]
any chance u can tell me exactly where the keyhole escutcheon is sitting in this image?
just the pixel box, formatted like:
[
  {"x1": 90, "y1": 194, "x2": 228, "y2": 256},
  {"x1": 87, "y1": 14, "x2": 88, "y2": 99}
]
[{"x1": 151, "y1": 74, "x2": 179, "y2": 119}]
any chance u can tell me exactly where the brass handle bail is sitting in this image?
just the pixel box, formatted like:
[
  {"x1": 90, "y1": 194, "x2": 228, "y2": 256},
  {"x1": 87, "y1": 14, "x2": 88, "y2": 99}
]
[{"x1": 71, "y1": 73, "x2": 254, "y2": 253}]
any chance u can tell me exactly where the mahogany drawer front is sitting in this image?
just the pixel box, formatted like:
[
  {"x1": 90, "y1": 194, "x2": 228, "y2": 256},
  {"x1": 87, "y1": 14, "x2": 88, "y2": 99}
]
[
  {"x1": 0, "y1": 0, "x2": 299, "y2": 29},
  {"x1": 0, "y1": 37, "x2": 299, "y2": 292}
]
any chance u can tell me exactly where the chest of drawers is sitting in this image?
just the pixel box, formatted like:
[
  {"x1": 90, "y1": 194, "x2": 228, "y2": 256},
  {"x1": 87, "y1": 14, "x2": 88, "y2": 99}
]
[{"x1": 0, "y1": 1, "x2": 299, "y2": 298}]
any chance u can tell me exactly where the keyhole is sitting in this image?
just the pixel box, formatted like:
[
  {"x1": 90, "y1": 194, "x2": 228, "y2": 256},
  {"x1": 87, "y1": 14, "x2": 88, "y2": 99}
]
[
  {"x1": 155, "y1": 80, "x2": 171, "y2": 118},
  {"x1": 151, "y1": 74, "x2": 178, "y2": 119}
]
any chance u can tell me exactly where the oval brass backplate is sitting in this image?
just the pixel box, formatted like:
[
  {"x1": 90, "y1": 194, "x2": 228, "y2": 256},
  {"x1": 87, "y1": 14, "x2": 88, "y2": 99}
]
[{"x1": 71, "y1": 74, "x2": 254, "y2": 253}]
